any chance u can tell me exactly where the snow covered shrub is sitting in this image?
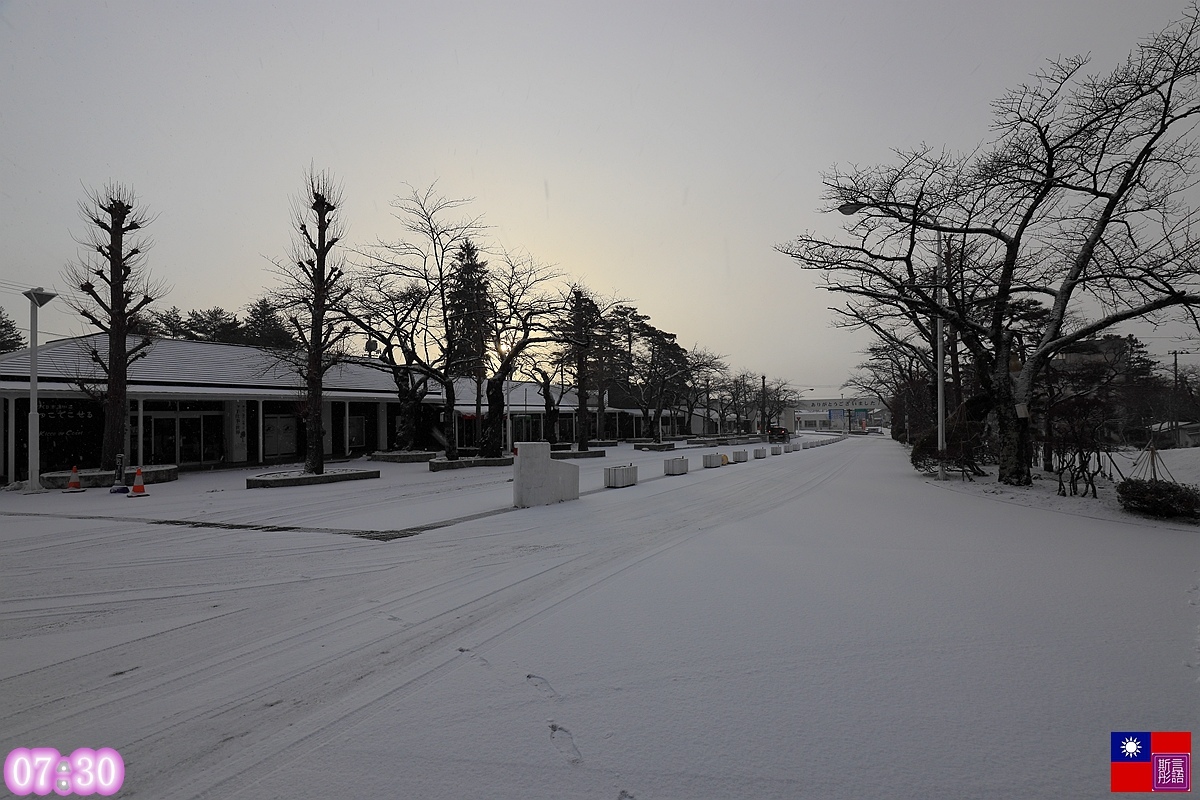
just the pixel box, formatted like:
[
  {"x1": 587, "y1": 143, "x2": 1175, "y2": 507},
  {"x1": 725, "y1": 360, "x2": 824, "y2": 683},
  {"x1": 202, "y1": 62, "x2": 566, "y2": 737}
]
[
  {"x1": 1115, "y1": 478, "x2": 1200, "y2": 519},
  {"x1": 909, "y1": 420, "x2": 990, "y2": 477}
]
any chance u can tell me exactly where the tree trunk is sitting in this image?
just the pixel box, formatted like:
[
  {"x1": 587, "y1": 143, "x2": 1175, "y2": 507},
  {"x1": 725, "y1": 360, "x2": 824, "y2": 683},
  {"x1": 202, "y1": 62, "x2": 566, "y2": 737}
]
[
  {"x1": 443, "y1": 380, "x2": 458, "y2": 460},
  {"x1": 481, "y1": 376, "x2": 507, "y2": 458},
  {"x1": 995, "y1": 364, "x2": 1031, "y2": 485},
  {"x1": 304, "y1": 348, "x2": 324, "y2": 474},
  {"x1": 100, "y1": 222, "x2": 128, "y2": 471},
  {"x1": 101, "y1": 336, "x2": 127, "y2": 471}
]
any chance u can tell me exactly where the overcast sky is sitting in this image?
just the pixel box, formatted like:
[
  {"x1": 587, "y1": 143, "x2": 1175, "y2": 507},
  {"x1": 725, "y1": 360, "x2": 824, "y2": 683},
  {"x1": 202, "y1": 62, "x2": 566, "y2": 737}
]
[{"x1": 0, "y1": 1, "x2": 1190, "y2": 392}]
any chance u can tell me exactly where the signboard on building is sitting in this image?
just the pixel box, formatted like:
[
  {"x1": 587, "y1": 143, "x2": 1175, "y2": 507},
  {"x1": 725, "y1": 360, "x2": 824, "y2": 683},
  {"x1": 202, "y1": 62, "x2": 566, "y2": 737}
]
[{"x1": 802, "y1": 397, "x2": 880, "y2": 410}]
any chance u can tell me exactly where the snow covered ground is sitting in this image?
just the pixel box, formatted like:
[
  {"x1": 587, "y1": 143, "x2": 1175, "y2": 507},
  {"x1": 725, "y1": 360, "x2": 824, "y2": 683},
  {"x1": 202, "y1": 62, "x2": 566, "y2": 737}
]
[{"x1": 1, "y1": 436, "x2": 1196, "y2": 799}]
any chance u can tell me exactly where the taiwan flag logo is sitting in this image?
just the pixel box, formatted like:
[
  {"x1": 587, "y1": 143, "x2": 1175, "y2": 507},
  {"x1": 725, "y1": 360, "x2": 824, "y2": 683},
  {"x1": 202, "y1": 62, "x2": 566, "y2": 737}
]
[{"x1": 1111, "y1": 731, "x2": 1191, "y2": 792}]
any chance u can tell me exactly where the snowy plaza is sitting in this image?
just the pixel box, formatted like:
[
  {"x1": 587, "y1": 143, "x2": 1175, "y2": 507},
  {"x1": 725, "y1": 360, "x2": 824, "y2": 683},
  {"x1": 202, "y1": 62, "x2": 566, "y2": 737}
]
[{"x1": 1, "y1": 434, "x2": 1195, "y2": 798}]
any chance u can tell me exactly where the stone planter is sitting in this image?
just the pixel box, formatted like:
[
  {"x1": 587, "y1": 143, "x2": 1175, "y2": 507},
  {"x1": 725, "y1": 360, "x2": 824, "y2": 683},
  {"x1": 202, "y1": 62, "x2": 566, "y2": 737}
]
[
  {"x1": 604, "y1": 464, "x2": 639, "y2": 488},
  {"x1": 550, "y1": 450, "x2": 606, "y2": 459},
  {"x1": 664, "y1": 457, "x2": 689, "y2": 476},
  {"x1": 428, "y1": 456, "x2": 514, "y2": 472},
  {"x1": 703, "y1": 453, "x2": 723, "y2": 469},
  {"x1": 732, "y1": 450, "x2": 748, "y2": 462},
  {"x1": 368, "y1": 450, "x2": 436, "y2": 463},
  {"x1": 247, "y1": 469, "x2": 380, "y2": 489},
  {"x1": 754, "y1": 448, "x2": 767, "y2": 459}
]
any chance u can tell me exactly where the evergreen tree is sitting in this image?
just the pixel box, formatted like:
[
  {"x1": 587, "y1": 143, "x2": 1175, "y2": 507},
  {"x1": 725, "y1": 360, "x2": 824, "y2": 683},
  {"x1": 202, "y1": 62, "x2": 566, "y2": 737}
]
[
  {"x1": 0, "y1": 306, "x2": 25, "y2": 353},
  {"x1": 185, "y1": 307, "x2": 242, "y2": 342},
  {"x1": 242, "y1": 298, "x2": 296, "y2": 348},
  {"x1": 152, "y1": 306, "x2": 189, "y2": 339}
]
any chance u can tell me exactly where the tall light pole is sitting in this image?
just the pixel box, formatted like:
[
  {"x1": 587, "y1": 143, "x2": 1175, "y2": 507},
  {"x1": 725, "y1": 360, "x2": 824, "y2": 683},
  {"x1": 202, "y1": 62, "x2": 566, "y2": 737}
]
[
  {"x1": 934, "y1": 234, "x2": 947, "y2": 480},
  {"x1": 23, "y1": 287, "x2": 57, "y2": 493},
  {"x1": 761, "y1": 375, "x2": 768, "y2": 436}
]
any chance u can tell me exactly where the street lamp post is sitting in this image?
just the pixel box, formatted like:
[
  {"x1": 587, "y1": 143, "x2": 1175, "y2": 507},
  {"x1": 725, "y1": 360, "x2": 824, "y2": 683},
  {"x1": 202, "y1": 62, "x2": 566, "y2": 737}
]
[
  {"x1": 761, "y1": 375, "x2": 767, "y2": 437},
  {"x1": 23, "y1": 287, "x2": 57, "y2": 493}
]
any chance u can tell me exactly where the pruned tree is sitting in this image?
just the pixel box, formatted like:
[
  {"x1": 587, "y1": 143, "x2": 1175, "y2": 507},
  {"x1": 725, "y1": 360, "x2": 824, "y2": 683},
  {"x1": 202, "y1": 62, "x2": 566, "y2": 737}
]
[
  {"x1": 0, "y1": 306, "x2": 25, "y2": 353},
  {"x1": 271, "y1": 168, "x2": 353, "y2": 475},
  {"x1": 779, "y1": 5, "x2": 1200, "y2": 485},
  {"x1": 63, "y1": 183, "x2": 165, "y2": 470}
]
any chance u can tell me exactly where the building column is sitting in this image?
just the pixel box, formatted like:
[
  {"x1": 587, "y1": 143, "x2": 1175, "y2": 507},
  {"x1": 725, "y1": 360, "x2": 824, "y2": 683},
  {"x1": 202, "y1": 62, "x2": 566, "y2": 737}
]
[
  {"x1": 377, "y1": 402, "x2": 387, "y2": 451},
  {"x1": 257, "y1": 400, "x2": 264, "y2": 464},
  {"x1": 137, "y1": 398, "x2": 145, "y2": 467},
  {"x1": 5, "y1": 396, "x2": 14, "y2": 484},
  {"x1": 344, "y1": 400, "x2": 351, "y2": 456}
]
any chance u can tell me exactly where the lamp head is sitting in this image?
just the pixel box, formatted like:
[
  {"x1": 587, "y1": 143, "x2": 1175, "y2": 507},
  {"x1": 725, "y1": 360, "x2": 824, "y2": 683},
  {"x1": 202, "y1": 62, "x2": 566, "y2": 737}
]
[
  {"x1": 23, "y1": 287, "x2": 57, "y2": 307},
  {"x1": 837, "y1": 202, "x2": 867, "y2": 216}
]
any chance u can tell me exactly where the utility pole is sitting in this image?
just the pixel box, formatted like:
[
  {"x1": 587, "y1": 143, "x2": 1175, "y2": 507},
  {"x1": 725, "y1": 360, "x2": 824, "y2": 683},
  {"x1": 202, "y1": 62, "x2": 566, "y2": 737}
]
[
  {"x1": 761, "y1": 375, "x2": 768, "y2": 437},
  {"x1": 573, "y1": 290, "x2": 589, "y2": 452}
]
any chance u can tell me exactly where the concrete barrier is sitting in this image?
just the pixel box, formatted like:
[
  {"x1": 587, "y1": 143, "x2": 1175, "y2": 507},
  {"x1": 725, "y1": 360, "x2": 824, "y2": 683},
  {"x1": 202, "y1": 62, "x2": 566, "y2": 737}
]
[
  {"x1": 703, "y1": 453, "x2": 723, "y2": 468},
  {"x1": 770, "y1": 445, "x2": 783, "y2": 456},
  {"x1": 513, "y1": 441, "x2": 579, "y2": 508},
  {"x1": 754, "y1": 448, "x2": 767, "y2": 459},
  {"x1": 42, "y1": 464, "x2": 178, "y2": 488},
  {"x1": 733, "y1": 450, "x2": 748, "y2": 462},
  {"x1": 664, "y1": 457, "x2": 689, "y2": 476},
  {"x1": 604, "y1": 464, "x2": 639, "y2": 488}
]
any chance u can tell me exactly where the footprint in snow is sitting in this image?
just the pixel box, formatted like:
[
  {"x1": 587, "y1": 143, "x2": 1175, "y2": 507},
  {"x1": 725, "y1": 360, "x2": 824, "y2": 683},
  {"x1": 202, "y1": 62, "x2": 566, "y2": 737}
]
[
  {"x1": 456, "y1": 647, "x2": 489, "y2": 668},
  {"x1": 617, "y1": 792, "x2": 637, "y2": 800},
  {"x1": 526, "y1": 673, "x2": 559, "y2": 699},
  {"x1": 549, "y1": 723, "x2": 581, "y2": 764}
]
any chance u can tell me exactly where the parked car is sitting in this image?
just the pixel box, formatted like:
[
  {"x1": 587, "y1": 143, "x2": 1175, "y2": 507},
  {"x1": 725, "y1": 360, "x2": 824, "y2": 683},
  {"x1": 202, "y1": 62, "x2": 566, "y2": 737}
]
[{"x1": 767, "y1": 426, "x2": 791, "y2": 443}]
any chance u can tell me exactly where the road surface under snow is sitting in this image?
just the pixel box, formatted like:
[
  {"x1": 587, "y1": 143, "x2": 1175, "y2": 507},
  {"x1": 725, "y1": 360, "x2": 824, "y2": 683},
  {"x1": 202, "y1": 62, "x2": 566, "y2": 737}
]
[{"x1": 1, "y1": 436, "x2": 1196, "y2": 798}]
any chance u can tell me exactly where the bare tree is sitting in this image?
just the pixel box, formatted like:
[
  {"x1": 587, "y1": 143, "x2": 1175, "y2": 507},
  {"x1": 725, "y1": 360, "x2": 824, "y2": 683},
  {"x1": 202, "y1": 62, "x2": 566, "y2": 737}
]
[
  {"x1": 343, "y1": 271, "x2": 432, "y2": 451},
  {"x1": 272, "y1": 168, "x2": 352, "y2": 475},
  {"x1": 63, "y1": 183, "x2": 165, "y2": 470},
  {"x1": 479, "y1": 251, "x2": 565, "y2": 457},
  {"x1": 679, "y1": 346, "x2": 728, "y2": 436},
  {"x1": 363, "y1": 185, "x2": 487, "y2": 461},
  {"x1": 780, "y1": 5, "x2": 1200, "y2": 484}
]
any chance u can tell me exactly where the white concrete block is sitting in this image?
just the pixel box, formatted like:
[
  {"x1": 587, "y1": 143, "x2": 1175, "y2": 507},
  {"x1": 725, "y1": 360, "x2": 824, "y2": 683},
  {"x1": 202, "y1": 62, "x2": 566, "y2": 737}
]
[
  {"x1": 733, "y1": 450, "x2": 748, "y2": 462},
  {"x1": 754, "y1": 448, "x2": 767, "y2": 459},
  {"x1": 513, "y1": 441, "x2": 580, "y2": 508},
  {"x1": 703, "y1": 453, "x2": 723, "y2": 468},
  {"x1": 664, "y1": 457, "x2": 689, "y2": 475},
  {"x1": 605, "y1": 464, "x2": 639, "y2": 488}
]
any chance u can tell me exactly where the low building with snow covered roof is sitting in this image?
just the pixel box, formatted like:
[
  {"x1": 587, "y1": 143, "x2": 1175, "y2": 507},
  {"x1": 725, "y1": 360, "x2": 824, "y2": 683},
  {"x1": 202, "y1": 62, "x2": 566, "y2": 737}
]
[{"x1": 0, "y1": 334, "x2": 646, "y2": 483}]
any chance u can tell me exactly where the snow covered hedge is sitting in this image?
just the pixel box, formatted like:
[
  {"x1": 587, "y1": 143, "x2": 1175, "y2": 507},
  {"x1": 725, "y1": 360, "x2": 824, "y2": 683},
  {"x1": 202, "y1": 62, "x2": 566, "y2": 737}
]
[{"x1": 1115, "y1": 479, "x2": 1200, "y2": 519}]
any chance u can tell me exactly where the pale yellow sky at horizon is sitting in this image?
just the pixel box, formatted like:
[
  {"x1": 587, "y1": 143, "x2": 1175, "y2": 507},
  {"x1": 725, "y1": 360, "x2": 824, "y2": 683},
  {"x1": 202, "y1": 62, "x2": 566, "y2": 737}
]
[{"x1": 1, "y1": 0, "x2": 1194, "y2": 388}]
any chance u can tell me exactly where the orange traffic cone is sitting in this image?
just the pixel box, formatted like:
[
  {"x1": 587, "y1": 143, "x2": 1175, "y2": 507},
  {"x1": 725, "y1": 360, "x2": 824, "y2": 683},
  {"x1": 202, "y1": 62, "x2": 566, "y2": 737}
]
[
  {"x1": 62, "y1": 465, "x2": 86, "y2": 493},
  {"x1": 127, "y1": 467, "x2": 148, "y2": 498}
]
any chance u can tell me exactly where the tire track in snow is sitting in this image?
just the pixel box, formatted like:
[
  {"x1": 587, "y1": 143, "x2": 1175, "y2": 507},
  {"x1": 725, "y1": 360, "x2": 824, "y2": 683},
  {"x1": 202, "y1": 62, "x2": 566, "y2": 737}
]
[
  {"x1": 2, "y1": 442, "x2": 860, "y2": 799},
  {"x1": 183, "y1": 445, "x2": 860, "y2": 799}
]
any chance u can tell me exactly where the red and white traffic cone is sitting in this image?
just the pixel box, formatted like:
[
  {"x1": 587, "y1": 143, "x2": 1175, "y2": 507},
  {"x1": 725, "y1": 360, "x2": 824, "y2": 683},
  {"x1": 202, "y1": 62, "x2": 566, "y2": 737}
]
[
  {"x1": 62, "y1": 465, "x2": 86, "y2": 493},
  {"x1": 127, "y1": 467, "x2": 148, "y2": 498}
]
